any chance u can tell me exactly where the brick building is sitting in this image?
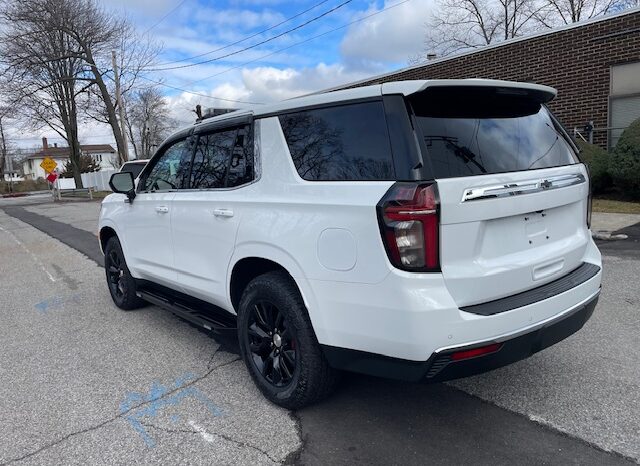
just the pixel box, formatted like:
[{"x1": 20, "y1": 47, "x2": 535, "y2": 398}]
[{"x1": 342, "y1": 8, "x2": 640, "y2": 149}]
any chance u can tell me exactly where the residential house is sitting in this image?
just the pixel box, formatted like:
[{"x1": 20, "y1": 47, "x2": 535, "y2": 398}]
[{"x1": 22, "y1": 137, "x2": 118, "y2": 180}]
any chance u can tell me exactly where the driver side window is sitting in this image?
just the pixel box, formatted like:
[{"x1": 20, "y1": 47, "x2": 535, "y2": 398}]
[{"x1": 142, "y1": 139, "x2": 190, "y2": 192}]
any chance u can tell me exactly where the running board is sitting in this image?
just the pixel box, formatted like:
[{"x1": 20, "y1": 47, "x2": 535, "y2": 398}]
[{"x1": 136, "y1": 287, "x2": 237, "y2": 333}]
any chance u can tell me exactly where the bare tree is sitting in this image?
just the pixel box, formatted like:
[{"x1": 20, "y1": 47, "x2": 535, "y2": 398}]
[
  {"x1": 415, "y1": 0, "x2": 631, "y2": 61},
  {"x1": 535, "y1": 0, "x2": 623, "y2": 26},
  {"x1": 416, "y1": 0, "x2": 543, "y2": 58},
  {"x1": 57, "y1": 0, "x2": 158, "y2": 166},
  {"x1": 125, "y1": 87, "x2": 175, "y2": 160},
  {"x1": 0, "y1": 0, "x2": 88, "y2": 188}
]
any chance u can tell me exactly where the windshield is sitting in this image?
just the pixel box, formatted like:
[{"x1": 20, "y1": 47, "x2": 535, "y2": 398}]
[{"x1": 410, "y1": 88, "x2": 578, "y2": 179}]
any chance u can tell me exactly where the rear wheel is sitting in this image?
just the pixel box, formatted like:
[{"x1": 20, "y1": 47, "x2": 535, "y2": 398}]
[
  {"x1": 237, "y1": 271, "x2": 339, "y2": 409},
  {"x1": 104, "y1": 237, "x2": 145, "y2": 310}
]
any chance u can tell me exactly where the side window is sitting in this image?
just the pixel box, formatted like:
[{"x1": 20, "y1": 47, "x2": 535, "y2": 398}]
[
  {"x1": 142, "y1": 139, "x2": 190, "y2": 191},
  {"x1": 190, "y1": 124, "x2": 254, "y2": 189},
  {"x1": 278, "y1": 101, "x2": 395, "y2": 181},
  {"x1": 226, "y1": 126, "x2": 254, "y2": 188}
]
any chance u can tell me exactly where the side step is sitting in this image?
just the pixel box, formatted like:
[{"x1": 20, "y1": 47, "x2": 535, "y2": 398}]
[{"x1": 136, "y1": 286, "x2": 237, "y2": 333}]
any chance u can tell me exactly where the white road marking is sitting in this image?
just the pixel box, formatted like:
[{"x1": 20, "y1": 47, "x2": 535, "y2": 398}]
[
  {"x1": 188, "y1": 420, "x2": 215, "y2": 443},
  {"x1": 0, "y1": 224, "x2": 56, "y2": 282}
]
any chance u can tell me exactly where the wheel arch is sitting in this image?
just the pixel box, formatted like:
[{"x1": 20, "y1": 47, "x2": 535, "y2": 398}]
[
  {"x1": 99, "y1": 226, "x2": 118, "y2": 254},
  {"x1": 228, "y1": 246, "x2": 316, "y2": 320}
]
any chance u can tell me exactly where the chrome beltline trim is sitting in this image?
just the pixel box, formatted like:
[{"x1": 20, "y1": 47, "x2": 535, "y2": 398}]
[
  {"x1": 434, "y1": 285, "x2": 601, "y2": 354},
  {"x1": 461, "y1": 173, "x2": 586, "y2": 202}
]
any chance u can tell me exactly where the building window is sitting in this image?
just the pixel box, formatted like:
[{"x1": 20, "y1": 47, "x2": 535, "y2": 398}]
[{"x1": 609, "y1": 62, "x2": 640, "y2": 149}]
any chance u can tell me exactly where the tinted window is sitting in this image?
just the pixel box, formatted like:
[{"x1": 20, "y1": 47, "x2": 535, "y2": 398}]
[
  {"x1": 190, "y1": 125, "x2": 253, "y2": 189},
  {"x1": 142, "y1": 139, "x2": 190, "y2": 191},
  {"x1": 226, "y1": 127, "x2": 254, "y2": 188},
  {"x1": 121, "y1": 162, "x2": 145, "y2": 179},
  {"x1": 279, "y1": 101, "x2": 395, "y2": 181},
  {"x1": 411, "y1": 88, "x2": 578, "y2": 179}
]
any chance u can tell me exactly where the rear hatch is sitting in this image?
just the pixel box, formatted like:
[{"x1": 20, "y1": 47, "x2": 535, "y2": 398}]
[{"x1": 408, "y1": 84, "x2": 590, "y2": 307}]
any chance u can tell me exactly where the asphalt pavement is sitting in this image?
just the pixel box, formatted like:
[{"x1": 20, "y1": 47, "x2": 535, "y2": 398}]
[{"x1": 1, "y1": 198, "x2": 638, "y2": 465}]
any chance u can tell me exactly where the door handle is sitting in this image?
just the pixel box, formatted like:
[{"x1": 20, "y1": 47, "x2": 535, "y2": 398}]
[
  {"x1": 155, "y1": 206, "x2": 169, "y2": 214},
  {"x1": 213, "y1": 208, "x2": 234, "y2": 217}
]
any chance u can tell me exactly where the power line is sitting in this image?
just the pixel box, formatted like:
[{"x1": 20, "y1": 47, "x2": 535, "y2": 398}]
[
  {"x1": 153, "y1": 0, "x2": 332, "y2": 67},
  {"x1": 187, "y1": 0, "x2": 412, "y2": 85},
  {"x1": 144, "y1": 0, "x2": 354, "y2": 72},
  {"x1": 138, "y1": 75, "x2": 265, "y2": 105},
  {"x1": 143, "y1": 0, "x2": 189, "y2": 34}
]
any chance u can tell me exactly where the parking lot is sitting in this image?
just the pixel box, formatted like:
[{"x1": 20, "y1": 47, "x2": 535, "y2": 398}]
[{"x1": 1, "y1": 196, "x2": 639, "y2": 465}]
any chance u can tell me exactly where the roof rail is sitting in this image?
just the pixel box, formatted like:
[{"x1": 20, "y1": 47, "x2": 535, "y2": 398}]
[{"x1": 195, "y1": 106, "x2": 238, "y2": 123}]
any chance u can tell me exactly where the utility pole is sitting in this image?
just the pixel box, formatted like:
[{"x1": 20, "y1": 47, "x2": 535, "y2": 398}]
[
  {"x1": 112, "y1": 50, "x2": 129, "y2": 163},
  {"x1": 0, "y1": 115, "x2": 11, "y2": 193},
  {"x1": 5, "y1": 151, "x2": 13, "y2": 194}
]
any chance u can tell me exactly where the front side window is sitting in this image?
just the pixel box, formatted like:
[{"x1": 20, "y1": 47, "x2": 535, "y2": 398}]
[
  {"x1": 142, "y1": 138, "x2": 190, "y2": 191},
  {"x1": 190, "y1": 125, "x2": 253, "y2": 189},
  {"x1": 278, "y1": 101, "x2": 395, "y2": 181}
]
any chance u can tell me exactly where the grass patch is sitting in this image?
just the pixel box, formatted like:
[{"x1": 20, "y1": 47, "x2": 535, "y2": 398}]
[
  {"x1": 91, "y1": 191, "x2": 112, "y2": 200},
  {"x1": 592, "y1": 198, "x2": 640, "y2": 214}
]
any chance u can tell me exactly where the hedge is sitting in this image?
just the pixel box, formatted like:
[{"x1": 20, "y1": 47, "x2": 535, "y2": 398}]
[
  {"x1": 576, "y1": 140, "x2": 611, "y2": 194},
  {"x1": 610, "y1": 118, "x2": 640, "y2": 199}
]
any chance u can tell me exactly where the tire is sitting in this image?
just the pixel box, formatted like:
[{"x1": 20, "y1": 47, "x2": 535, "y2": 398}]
[
  {"x1": 237, "y1": 271, "x2": 339, "y2": 409},
  {"x1": 104, "y1": 236, "x2": 146, "y2": 310}
]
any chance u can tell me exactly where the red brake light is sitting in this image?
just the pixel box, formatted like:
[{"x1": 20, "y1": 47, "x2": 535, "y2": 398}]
[
  {"x1": 378, "y1": 183, "x2": 440, "y2": 271},
  {"x1": 450, "y1": 343, "x2": 502, "y2": 361}
]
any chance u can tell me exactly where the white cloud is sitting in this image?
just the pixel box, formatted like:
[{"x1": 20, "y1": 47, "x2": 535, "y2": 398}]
[
  {"x1": 340, "y1": 0, "x2": 432, "y2": 66},
  {"x1": 196, "y1": 7, "x2": 285, "y2": 30},
  {"x1": 162, "y1": 62, "x2": 372, "y2": 126},
  {"x1": 241, "y1": 63, "x2": 372, "y2": 103}
]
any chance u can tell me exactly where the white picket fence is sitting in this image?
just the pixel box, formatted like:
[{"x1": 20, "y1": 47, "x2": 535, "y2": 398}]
[{"x1": 58, "y1": 169, "x2": 116, "y2": 191}]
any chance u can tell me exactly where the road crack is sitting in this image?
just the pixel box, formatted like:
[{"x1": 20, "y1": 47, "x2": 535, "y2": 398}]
[
  {"x1": 0, "y1": 350, "x2": 240, "y2": 465},
  {"x1": 140, "y1": 421, "x2": 280, "y2": 464}
]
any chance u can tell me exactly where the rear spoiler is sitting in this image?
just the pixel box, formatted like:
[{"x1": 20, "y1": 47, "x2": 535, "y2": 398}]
[{"x1": 382, "y1": 79, "x2": 557, "y2": 104}]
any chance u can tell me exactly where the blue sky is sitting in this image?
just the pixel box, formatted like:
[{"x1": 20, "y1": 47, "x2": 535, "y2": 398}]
[
  {"x1": 10, "y1": 0, "x2": 431, "y2": 147},
  {"x1": 104, "y1": 0, "x2": 432, "y2": 119}
]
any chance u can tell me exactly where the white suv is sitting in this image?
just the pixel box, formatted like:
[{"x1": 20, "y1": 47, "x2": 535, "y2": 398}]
[{"x1": 100, "y1": 79, "x2": 602, "y2": 409}]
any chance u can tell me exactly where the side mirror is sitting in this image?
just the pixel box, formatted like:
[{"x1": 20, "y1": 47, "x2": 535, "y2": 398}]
[{"x1": 109, "y1": 172, "x2": 136, "y2": 202}]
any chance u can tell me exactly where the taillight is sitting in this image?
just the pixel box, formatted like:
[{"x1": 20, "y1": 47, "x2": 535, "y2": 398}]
[{"x1": 377, "y1": 182, "x2": 440, "y2": 272}]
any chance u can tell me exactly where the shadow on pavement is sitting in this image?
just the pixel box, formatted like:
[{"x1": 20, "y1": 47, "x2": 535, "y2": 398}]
[{"x1": 294, "y1": 372, "x2": 634, "y2": 466}]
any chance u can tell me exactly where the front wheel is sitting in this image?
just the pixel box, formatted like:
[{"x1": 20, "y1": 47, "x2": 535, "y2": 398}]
[
  {"x1": 104, "y1": 237, "x2": 145, "y2": 310},
  {"x1": 237, "y1": 271, "x2": 339, "y2": 409}
]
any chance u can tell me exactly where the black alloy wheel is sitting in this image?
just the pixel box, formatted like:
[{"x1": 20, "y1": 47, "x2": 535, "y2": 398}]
[
  {"x1": 107, "y1": 248, "x2": 126, "y2": 300},
  {"x1": 246, "y1": 301, "x2": 297, "y2": 387},
  {"x1": 237, "y1": 271, "x2": 340, "y2": 409},
  {"x1": 103, "y1": 237, "x2": 145, "y2": 310}
]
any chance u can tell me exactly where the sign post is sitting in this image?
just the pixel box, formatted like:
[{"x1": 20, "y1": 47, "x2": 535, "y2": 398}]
[{"x1": 40, "y1": 157, "x2": 58, "y2": 199}]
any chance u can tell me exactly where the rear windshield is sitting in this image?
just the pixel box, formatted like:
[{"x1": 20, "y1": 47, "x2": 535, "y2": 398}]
[
  {"x1": 121, "y1": 162, "x2": 146, "y2": 179},
  {"x1": 410, "y1": 88, "x2": 579, "y2": 179}
]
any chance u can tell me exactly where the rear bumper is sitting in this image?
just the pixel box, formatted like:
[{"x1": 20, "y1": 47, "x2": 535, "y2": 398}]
[{"x1": 322, "y1": 289, "x2": 599, "y2": 382}]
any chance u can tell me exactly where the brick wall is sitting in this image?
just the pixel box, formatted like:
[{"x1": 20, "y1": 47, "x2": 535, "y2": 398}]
[{"x1": 346, "y1": 11, "x2": 640, "y2": 148}]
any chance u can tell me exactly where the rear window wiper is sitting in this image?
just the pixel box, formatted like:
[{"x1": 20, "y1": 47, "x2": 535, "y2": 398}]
[{"x1": 426, "y1": 136, "x2": 488, "y2": 174}]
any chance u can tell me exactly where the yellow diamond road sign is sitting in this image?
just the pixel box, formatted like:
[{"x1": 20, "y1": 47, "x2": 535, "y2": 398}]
[{"x1": 40, "y1": 157, "x2": 57, "y2": 174}]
